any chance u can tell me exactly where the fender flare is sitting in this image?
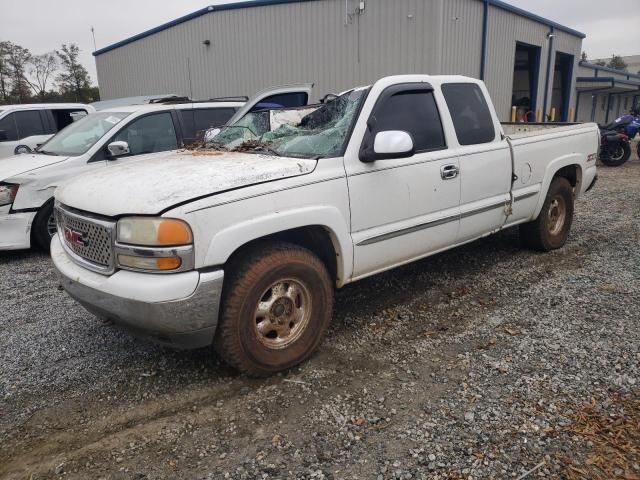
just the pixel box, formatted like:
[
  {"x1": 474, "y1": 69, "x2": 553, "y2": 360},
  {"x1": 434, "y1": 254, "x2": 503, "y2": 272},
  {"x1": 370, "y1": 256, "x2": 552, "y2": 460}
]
[
  {"x1": 202, "y1": 205, "x2": 353, "y2": 286},
  {"x1": 532, "y1": 154, "x2": 583, "y2": 219}
]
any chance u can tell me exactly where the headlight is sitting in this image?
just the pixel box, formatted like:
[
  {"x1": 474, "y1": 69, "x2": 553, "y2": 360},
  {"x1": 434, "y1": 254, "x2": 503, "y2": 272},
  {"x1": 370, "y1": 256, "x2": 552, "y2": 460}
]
[
  {"x1": 115, "y1": 217, "x2": 194, "y2": 273},
  {"x1": 0, "y1": 183, "x2": 19, "y2": 207},
  {"x1": 117, "y1": 217, "x2": 193, "y2": 246}
]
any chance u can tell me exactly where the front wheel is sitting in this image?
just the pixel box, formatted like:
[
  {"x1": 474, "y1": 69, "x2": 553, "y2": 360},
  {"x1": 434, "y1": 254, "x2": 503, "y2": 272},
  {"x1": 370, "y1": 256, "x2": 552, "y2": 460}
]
[
  {"x1": 31, "y1": 200, "x2": 56, "y2": 252},
  {"x1": 519, "y1": 177, "x2": 574, "y2": 252},
  {"x1": 600, "y1": 142, "x2": 631, "y2": 166},
  {"x1": 214, "y1": 242, "x2": 334, "y2": 376}
]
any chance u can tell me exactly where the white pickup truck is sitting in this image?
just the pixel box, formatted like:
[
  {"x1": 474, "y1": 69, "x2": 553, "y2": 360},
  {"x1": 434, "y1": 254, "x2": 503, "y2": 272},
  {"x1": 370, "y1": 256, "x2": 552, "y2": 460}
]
[{"x1": 52, "y1": 75, "x2": 598, "y2": 376}]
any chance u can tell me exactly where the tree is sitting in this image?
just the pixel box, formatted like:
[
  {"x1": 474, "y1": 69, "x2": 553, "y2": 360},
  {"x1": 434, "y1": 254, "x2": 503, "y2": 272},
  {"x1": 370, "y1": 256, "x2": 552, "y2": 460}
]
[
  {"x1": 7, "y1": 43, "x2": 31, "y2": 103},
  {"x1": 25, "y1": 52, "x2": 57, "y2": 100},
  {"x1": 56, "y1": 43, "x2": 92, "y2": 102},
  {"x1": 0, "y1": 41, "x2": 13, "y2": 102},
  {"x1": 607, "y1": 54, "x2": 628, "y2": 71}
]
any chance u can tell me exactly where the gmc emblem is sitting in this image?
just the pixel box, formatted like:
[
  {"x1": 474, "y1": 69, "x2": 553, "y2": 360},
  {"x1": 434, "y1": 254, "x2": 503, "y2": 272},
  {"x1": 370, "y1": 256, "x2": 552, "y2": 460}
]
[{"x1": 64, "y1": 226, "x2": 87, "y2": 247}]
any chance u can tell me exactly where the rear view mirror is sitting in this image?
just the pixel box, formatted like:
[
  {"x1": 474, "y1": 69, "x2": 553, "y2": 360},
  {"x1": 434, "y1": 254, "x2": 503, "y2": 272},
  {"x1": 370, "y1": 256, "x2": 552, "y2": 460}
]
[{"x1": 107, "y1": 141, "x2": 130, "y2": 158}]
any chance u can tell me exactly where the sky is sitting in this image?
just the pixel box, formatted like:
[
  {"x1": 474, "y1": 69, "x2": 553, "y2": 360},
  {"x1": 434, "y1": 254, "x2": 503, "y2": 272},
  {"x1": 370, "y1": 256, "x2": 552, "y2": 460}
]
[{"x1": 1, "y1": 0, "x2": 639, "y2": 87}]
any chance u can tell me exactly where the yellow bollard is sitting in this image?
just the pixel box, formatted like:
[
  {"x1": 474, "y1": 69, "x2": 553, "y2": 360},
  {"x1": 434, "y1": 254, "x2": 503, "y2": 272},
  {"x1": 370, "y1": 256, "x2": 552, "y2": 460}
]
[
  {"x1": 568, "y1": 107, "x2": 574, "y2": 122},
  {"x1": 536, "y1": 109, "x2": 542, "y2": 122},
  {"x1": 550, "y1": 107, "x2": 556, "y2": 122},
  {"x1": 511, "y1": 106, "x2": 517, "y2": 122}
]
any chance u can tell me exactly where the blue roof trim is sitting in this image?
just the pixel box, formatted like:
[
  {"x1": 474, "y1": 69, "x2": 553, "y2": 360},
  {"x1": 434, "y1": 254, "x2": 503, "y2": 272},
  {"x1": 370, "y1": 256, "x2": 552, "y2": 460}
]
[
  {"x1": 93, "y1": 0, "x2": 585, "y2": 57},
  {"x1": 576, "y1": 77, "x2": 640, "y2": 89},
  {"x1": 487, "y1": 0, "x2": 585, "y2": 38},
  {"x1": 579, "y1": 61, "x2": 640, "y2": 80},
  {"x1": 93, "y1": 0, "x2": 316, "y2": 56}
]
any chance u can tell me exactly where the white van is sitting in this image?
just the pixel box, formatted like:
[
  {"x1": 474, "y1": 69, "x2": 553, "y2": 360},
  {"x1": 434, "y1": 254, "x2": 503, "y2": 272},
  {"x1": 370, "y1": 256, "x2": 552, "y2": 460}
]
[{"x1": 0, "y1": 104, "x2": 95, "y2": 158}]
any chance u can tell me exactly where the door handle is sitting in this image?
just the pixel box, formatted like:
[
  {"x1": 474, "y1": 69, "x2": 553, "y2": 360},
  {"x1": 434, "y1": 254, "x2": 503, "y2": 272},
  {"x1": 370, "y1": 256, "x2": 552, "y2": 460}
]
[{"x1": 440, "y1": 164, "x2": 459, "y2": 180}]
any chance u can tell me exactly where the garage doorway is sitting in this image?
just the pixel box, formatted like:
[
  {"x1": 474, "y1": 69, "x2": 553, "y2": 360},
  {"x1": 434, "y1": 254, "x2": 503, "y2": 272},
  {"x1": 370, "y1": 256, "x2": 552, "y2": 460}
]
[
  {"x1": 550, "y1": 52, "x2": 574, "y2": 121},
  {"x1": 511, "y1": 42, "x2": 541, "y2": 122}
]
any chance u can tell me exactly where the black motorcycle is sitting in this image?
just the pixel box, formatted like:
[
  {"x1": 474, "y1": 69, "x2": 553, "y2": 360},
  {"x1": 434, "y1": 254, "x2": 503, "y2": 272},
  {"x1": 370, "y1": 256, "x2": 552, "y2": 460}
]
[{"x1": 598, "y1": 128, "x2": 631, "y2": 167}]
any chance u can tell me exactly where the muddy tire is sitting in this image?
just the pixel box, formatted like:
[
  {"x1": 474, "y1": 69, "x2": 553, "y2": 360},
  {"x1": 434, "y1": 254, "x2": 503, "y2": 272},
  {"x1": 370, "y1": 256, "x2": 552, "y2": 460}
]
[
  {"x1": 214, "y1": 242, "x2": 334, "y2": 376},
  {"x1": 519, "y1": 177, "x2": 574, "y2": 252},
  {"x1": 31, "y1": 200, "x2": 56, "y2": 252}
]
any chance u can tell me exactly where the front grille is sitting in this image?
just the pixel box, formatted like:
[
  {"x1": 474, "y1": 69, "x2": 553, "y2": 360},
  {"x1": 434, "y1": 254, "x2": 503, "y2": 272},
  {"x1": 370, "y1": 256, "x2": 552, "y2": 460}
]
[{"x1": 56, "y1": 205, "x2": 116, "y2": 273}]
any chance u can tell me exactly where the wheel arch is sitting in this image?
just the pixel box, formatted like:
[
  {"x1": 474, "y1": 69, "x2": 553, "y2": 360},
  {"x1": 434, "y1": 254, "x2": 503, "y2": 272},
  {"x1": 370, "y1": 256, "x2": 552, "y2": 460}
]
[
  {"x1": 200, "y1": 207, "x2": 353, "y2": 287},
  {"x1": 533, "y1": 156, "x2": 583, "y2": 219}
]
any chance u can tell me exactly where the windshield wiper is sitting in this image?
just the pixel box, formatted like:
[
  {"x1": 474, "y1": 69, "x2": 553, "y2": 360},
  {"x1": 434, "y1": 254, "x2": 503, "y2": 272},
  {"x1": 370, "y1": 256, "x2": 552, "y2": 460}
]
[{"x1": 37, "y1": 149, "x2": 58, "y2": 156}]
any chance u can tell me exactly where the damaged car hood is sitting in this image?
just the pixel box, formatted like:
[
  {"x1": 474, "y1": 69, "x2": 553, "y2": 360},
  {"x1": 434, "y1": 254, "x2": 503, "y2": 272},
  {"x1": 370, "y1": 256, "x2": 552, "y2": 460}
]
[
  {"x1": 0, "y1": 153, "x2": 69, "y2": 181},
  {"x1": 56, "y1": 151, "x2": 317, "y2": 216}
]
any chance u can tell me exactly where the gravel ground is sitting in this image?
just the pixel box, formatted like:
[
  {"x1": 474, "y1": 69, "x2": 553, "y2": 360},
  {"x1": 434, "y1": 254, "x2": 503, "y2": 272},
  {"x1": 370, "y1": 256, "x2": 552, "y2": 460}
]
[{"x1": 1, "y1": 152, "x2": 639, "y2": 480}]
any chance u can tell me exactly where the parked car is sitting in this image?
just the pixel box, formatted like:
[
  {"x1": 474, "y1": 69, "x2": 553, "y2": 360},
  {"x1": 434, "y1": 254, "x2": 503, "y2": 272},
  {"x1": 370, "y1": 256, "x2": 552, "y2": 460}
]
[
  {"x1": 0, "y1": 103, "x2": 95, "y2": 158},
  {"x1": 52, "y1": 75, "x2": 598, "y2": 376},
  {"x1": 0, "y1": 85, "x2": 313, "y2": 251}
]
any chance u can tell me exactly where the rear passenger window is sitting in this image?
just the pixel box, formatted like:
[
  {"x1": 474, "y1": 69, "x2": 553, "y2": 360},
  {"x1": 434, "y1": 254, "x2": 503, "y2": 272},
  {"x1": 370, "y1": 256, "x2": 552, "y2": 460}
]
[
  {"x1": 180, "y1": 108, "x2": 237, "y2": 144},
  {"x1": 14, "y1": 111, "x2": 46, "y2": 138},
  {"x1": 194, "y1": 108, "x2": 236, "y2": 131},
  {"x1": 0, "y1": 113, "x2": 19, "y2": 142},
  {"x1": 370, "y1": 89, "x2": 446, "y2": 152},
  {"x1": 442, "y1": 83, "x2": 495, "y2": 145}
]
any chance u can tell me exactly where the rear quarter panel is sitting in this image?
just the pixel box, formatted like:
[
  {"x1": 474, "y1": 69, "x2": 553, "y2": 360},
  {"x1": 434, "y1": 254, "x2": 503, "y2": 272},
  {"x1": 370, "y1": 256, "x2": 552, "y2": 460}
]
[{"x1": 508, "y1": 124, "x2": 599, "y2": 222}]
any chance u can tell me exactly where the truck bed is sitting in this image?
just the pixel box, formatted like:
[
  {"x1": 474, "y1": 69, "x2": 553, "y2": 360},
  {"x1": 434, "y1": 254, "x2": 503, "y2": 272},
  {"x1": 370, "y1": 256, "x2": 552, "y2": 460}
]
[{"x1": 502, "y1": 122, "x2": 592, "y2": 139}]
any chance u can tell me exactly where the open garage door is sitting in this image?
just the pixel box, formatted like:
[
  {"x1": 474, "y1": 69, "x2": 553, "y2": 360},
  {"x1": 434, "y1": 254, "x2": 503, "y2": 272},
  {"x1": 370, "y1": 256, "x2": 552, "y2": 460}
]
[
  {"x1": 511, "y1": 42, "x2": 541, "y2": 122},
  {"x1": 550, "y1": 52, "x2": 574, "y2": 121}
]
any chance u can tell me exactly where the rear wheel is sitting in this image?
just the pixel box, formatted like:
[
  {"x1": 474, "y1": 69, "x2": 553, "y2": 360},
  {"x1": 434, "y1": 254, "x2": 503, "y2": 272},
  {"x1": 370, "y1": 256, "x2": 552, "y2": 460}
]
[
  {"x1": 31, "y1": 200, "x2": 56, "y2": 252},
  {"x1": 600, "y1": 142, "x2": 631, "y2": 166},
  {"x1": 519, "y1": 177, "x2": 574, "y2": 251},
  {"x1": 214, "y1": 242, "x2": 334, "y2": 376}
]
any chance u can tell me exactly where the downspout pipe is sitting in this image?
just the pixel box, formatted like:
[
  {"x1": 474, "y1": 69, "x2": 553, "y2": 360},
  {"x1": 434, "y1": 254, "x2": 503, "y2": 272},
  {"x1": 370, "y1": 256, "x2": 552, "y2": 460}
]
[
  {"x1": 480, "y1": 0, "x2": 489, "y2": 80},
  {"x1": 542, "y1": 26, "x2": 554, "y2": 121}
]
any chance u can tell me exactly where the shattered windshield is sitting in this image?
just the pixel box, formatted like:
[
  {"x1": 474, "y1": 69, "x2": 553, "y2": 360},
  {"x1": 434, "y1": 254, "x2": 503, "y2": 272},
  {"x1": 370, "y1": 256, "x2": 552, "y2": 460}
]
[{"x1": 208, "y1": 88, "x2": 368, "y2": 159}]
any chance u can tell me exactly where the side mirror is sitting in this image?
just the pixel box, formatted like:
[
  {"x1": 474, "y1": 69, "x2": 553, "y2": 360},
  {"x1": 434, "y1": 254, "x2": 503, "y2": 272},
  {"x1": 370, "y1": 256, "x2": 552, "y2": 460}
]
[
  {"x1": 360, "y1": 130, "x2": 414, "y2": 162},
  {"x1": 107, "y1": 141, "x2": 130, "y2": 158}
]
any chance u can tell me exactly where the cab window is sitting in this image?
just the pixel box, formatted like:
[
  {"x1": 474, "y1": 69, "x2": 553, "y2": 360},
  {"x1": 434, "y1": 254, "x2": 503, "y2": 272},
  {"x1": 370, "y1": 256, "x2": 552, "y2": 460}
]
[{"x1": 442, "y1": 83, "x2": 496, "y2": 145}]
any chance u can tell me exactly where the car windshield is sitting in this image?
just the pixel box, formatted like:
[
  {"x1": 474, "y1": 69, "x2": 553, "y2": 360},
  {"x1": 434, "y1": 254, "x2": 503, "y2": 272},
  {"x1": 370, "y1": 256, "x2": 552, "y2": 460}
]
[
  {"x1": 208, "y1": 88, "x2": 368, "y2": 159},
  {"x1": 38, "y1": 112, "x2": 130, "y2": 156}
]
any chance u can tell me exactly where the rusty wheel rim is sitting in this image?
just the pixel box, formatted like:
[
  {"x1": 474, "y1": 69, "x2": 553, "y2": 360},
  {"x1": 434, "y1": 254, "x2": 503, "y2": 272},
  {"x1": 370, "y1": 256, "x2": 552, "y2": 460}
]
[
  {"x1": 548, "y1": 195, "x2": 566, "y2": 237},
  {"x1": 254, "y1": 279, "x2": 311, "y2": 350}
]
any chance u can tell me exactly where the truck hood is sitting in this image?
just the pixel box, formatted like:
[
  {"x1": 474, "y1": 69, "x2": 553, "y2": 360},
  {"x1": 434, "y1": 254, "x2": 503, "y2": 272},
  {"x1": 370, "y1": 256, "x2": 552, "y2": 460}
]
[
  {"x1": 56, "y1": 151, "x2": 317, "y2": 216},
  {"x1": 0, "y1": 153, "x2": 69, "y2": 181}
]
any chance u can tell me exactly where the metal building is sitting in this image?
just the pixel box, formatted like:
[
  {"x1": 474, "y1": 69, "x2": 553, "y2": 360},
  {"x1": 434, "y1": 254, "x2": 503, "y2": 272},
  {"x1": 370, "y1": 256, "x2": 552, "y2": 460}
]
[
  {"x1": 94, "y1": 0, "x2": 589, "y2": 122},
  {"x1": 575, "y1": 61, "x2": 640, "y2": 124}
]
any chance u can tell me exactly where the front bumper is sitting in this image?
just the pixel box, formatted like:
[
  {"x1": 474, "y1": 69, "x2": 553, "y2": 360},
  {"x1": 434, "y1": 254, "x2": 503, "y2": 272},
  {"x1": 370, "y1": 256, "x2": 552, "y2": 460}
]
[
  {"x1": 51, "y1": 235, "x2": 224, "y2": 349},
  {"x1": 0, "y1": 207, "x2": 35, "y2": 250}
]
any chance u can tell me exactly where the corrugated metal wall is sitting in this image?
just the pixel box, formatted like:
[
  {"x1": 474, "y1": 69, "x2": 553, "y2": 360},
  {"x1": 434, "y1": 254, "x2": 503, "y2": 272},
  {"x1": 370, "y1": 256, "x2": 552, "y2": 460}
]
[{"x1": 95, "y1": 0, "x2": 583, "y2": 122}]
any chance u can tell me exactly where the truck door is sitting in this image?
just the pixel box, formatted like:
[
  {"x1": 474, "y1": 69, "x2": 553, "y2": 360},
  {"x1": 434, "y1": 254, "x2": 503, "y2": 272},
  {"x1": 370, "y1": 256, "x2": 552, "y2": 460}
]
[
  {"x1": 440, "y1": 83, "x2": 512, "y2": 242},
  {"x1": 346, "y1": 83, "x2": 461, "y2": 279}
]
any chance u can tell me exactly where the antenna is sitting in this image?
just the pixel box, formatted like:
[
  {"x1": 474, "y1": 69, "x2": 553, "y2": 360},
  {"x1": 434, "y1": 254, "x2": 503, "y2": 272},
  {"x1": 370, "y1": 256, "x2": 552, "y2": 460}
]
[{"x1": 90, "y1": 26, "x2": 97, "y2": 51}]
